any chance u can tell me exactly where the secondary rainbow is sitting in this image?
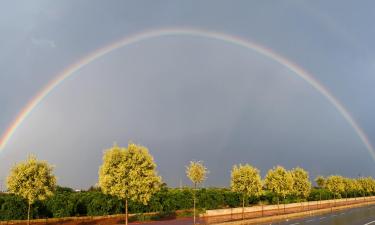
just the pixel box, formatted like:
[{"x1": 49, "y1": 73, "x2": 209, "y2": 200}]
[{"x1": 1, "y1": 27, "x2": 374, "y2": 160}]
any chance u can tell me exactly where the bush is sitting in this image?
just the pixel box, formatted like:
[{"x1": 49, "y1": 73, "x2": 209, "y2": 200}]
[
  {"x1": 2, "y1": 185, "x2": 369, "y2": 221},
  {"x1": 0, "y1": 194, "x2": 28, "y2": 220},
  {"x1": 308, "y1": 188, "x2": 333, "y2": 201},
  {"x1": 222, "y1": 191, "x2": 240, "y2": 207},
  {"x1": 46, "y1": 193, "x2": 74, "y2": 218},
  {"x1": 197, "y1": 188, "x2": 225, "y2": 209},
  {"x1": 87, "y1": 192, "x2": 123, "y2": 216}
]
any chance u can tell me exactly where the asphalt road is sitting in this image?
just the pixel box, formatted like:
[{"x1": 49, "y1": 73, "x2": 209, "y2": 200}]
[
  {"x1": 133, "y1": 205, "x2": 375, "y2": 225},
  {"x1": 259, "y1": 205, "x2": 375, "y2": 225}
]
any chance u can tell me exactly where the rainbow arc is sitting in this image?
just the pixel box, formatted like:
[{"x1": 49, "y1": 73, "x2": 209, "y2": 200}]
[{"x1": 1, "y1": 28, "x2": 373, "y2": 160}]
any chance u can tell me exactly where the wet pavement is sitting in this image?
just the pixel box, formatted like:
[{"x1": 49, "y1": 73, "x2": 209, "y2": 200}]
[{"x1": 259, "y1": 205, "x2": 375, "y2": 225}]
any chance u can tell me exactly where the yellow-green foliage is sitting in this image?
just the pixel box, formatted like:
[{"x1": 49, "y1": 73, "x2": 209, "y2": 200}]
[
  {"x1": 315, "y1": 176, "x2": 326, "y2": 188},
  {"x1": 290, "y1": 167, "x2": 311, "y2": 199},
  {"x1": 98, "y1": 143, "x2": 161, "y2": 205},
  {"x1": 264, "y1": 166, "x2": 293, "y2": 198},
  {"x1": 230, "y1": 164, "x2": 262, "y2": 198},
  {"x1": 186, "y1": 161, "x2": 208, "y2": 186},
  {"x1": 6, "y1": 155, "x2": 56, "y2": 204},
  {"x1": 356, "y1": 177, "x2": 375, "y2": 195},
  {"x1": 325, "y1": 175, "x2": 345, "y2": 197},
  {"x1": 343, "y1": 178, "x2": 356, "y2": 194}
]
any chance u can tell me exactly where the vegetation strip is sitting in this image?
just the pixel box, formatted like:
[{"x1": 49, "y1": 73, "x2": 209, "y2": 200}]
[{"x1": 2, "y1": 142, "x2": 375, "y2": 224}]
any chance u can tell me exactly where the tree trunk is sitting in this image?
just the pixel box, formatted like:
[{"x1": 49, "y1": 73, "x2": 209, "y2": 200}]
[
  {"x1": 319, "y1": 192, "x2": 322, "y2": 209},
  {"x1": 346, "y1": 192, "x2": 348, "y2": 205},
  {"x1": 277, "y1": 197, "x2": 279, "y2": 215},
  {"x1": 242, "y1": 195, "x2": 245, "y2": 220},
  {"x1": 27, "y1": 202, "x2": 31, "y2": 225},
  {"x1": 283, "y1": 196, "x2": 286, "y2": 213},
  {"x1": 125, "y1": 199, "x2": 128, "y2": 225},
  {"x1": 193, "y1": 183, "x2": 196, "y2": 225},
  {"x1": 364, "y1": 192, "x2": 366, "y2": 204}
]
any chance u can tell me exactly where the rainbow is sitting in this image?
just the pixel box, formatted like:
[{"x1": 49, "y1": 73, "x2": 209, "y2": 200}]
[{"x1": 1, "y1": 27, "x2": 374, "y2": 160}]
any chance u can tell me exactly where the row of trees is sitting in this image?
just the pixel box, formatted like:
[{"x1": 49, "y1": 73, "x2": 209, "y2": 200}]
[
  {"x1": 316, "y1": 175, "x2": 375, "y2": 199},
  {"x1": 230, "y1": 165, "x2": 311, "y2": 219},
  {"x1": 5, "y1": 142, "x2": 375, "y2": 224}
]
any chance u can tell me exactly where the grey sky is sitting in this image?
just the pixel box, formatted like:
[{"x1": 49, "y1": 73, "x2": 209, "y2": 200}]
[{"x1": 1, "y1": 0, "x2": 375, "y2": 189}]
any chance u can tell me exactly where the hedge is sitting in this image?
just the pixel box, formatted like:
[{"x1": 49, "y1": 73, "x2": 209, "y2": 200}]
[{"x1": 0, "y1": 186, "x2": 372, "y2": 221}]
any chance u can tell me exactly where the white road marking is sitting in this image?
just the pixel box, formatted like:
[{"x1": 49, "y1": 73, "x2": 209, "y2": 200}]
[
  {"x1": 363, "y1": 221, "x2": 375, "y2": 225},
  {"x1": 289, "y1": 223, "x2": 299, "y2": 225},
  {"x1": 319, "y1": 216, "x2": 326, "y2": 220},
  {"x1": 306, "y1": 219, "x2": 315, "y2": 223}
]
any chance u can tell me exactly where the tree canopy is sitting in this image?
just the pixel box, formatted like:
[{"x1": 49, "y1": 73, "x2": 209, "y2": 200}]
[
  {"x1": 6, "y1": 155, "x2": 56, "y2": 224},
  {"x1": 7, "y1": 155, "x2": 56, "y2": 204},
  {"x1": 186, "y1": 161, "x2": 208, "y2": 187},
  {"x1": 325, "y1": 175, "x2": 345, "y2": 198},
  {"x1": 290, "y1": 167, "x2": 311, "y2": 199},
  {"x1": 98, "y1": 143, "x2": 161, "y2": 204},
  {"x1": 264, "y1": 166, "x2": 293, "y2": 199},
  {"x1": 315, "y1": 176, "x2": 326, "y2": 189},
  {"x1": 230, "y1": 164, "x2": 262, "y2": 198},
  {"x1": 98, "y1": 143, "x2": 161, "y2": 225}
]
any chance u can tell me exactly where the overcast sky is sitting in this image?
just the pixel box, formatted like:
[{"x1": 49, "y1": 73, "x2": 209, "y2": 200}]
[{"x1": 1, "y1": 1, "x2": 375, "y2": 189}]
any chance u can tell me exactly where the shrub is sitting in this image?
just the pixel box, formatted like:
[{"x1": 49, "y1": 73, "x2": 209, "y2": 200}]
[{"x1": 0, "y1": 194, "x2": 28, "y2": 220}]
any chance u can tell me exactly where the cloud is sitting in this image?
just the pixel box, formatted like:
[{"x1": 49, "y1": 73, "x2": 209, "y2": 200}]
[{"x1": 31, "y1": 37, "x2": 56, "y2": 48}]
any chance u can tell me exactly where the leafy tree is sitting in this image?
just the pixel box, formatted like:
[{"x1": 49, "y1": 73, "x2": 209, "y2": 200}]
[
  {"x1": 342, "y1": 178, "x2": 356, "y2": 199},
  {"x1": 264, "y1": 166, "x2": 293, "y2": 212},
  {"x1": 351, "y1": 179, "x2": 362, "y2": 199},
  {"x1": 186, "y1": 161, "x2": 208, "y2": 225},
  {"x1": 98, "y1": 143, "x2": 161, "y2": 225},
  {"x1": 357, "y1": 177, "x2": 374, "y2": 198},
  {"x1": 290, "y1": 167, "x2": 311, "y2": 200},
  {"x1": 230, "y1": 164, "x2": 262, "y2": 220},
  {"x1": 6, "y1": 155, "x2": 56, "y2": 225},
  {"x1": 325, "y1": 175, "x2": 345, "y2": 199},
  {"x1": 315, "y1": 176, "x2": 326, "y2": 189}
]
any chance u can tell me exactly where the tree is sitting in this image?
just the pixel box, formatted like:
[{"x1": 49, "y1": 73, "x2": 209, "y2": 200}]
[
  {"x1": 325, "y1": 175, "x2": 345, "y2": 203},
  {"x1": 186, "y1": 161, "x2": 208, "y2": 225},
  {"x1": 315, "y1": 176, "x2": 326, "y2": 189},
  {"x1": 290, "y1": 167, "x2": 311, "y2": 200},
  {"x1": 264, "y1": 166, "x2": 293, "y2": 213},
  {"x1": 342, "y1": 178, "x2": 355, "y2": 199},
  {"x1": 351, "y1": 179, "x2": 362, "y2": 199},
  {"x1": 98, "y1": 143, "x2": 161, "y2": 225},
  {"x1": 6, "y1": 155, "x2": 56, "y2": 225},
  {"x1": 230, "y1": 164, "x2": 262, "y2": 220},
  {"x1": 357, "y1": 177, "x2": 374, "y2": 199}
]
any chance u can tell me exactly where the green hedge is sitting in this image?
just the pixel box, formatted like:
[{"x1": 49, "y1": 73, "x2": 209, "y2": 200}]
[{"x1": 0, "y1": 186, "x2": 373, "y2": 221}]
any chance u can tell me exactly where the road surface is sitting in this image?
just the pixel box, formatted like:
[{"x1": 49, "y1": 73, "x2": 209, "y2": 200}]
[
  {"x1": 259, "y1": 205, "x2": 375, "y2": 225},
  {"x1": 133, "y1": 205, "x2": 375, "y2": 225}
]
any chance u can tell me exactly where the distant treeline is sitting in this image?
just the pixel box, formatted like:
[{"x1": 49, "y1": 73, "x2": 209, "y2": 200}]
[{"x1": 0, "y1": 183, "x2": 373, "y2": 221}]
